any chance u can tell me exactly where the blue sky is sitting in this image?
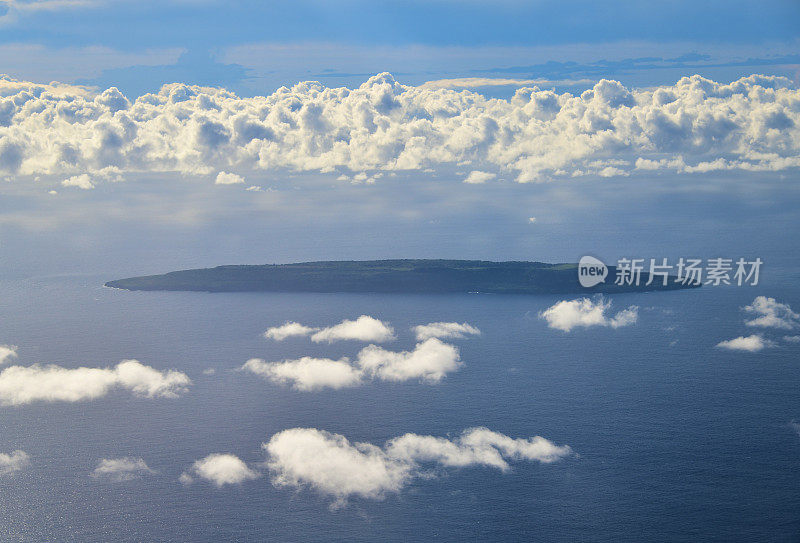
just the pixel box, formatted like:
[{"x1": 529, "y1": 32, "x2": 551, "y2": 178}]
[
  {"x1": 3, "y1": 0, "x2": 798, "y2": 48},
  {"x1": 0, "y1": 0, "x2": 798, "y2": 95}
]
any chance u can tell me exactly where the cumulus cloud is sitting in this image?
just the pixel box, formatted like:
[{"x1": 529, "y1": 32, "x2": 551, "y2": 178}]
[
  {"x1": 242, "y1": 356, "x2": 363, "y2": 391},
  {"x1": 263, "y1": 316, "x2": 395, "y2": 343},
  {"x1": 310, "y1": 315, "x2": 395, "y2": 344},
  {"x1": 0, "y1": 450, "x2": 29, "y2": 476},
  {"x1": 265, "y1": 428, "x2": 409, "y2": 506},
  {"x1": 214, "y1": 171, "x2": 245, "y2": 185},
  {"x1": 540, "y1": 297, "x2": 638, "y2": 332},
  {"x1": 180, "y1": 453, "x2": 260, "y2": 487},
  {"x1": 713, "y1": 297, "x2": 798, "y2": 351},
  {"x1": 242, "y1": 338, "x2": 461, "y2": 390},
  {"x1": 0, "y1": 344, "x2": 17, "y2": 365},
  {"x1": 0, "y1": 359, "x2": 191, "y2": 406},
  {"x1": 0, "y1": 73, "x2": 798, "y2": 182},
  {"x1": 263, "y1": 321, "x2": 318, "y2": 341},
  {"x1": 386, "y1": 427, "x2": 574, "y2": 468},
  {"x1": 463, "y1": 170, "x2": 496, "y2": 184},
  {"x1": 264, "y1": 427, "x2": 572, "y2": 507},
  {"x1": 61, "y1": 173, "x2": 95, "y2": 189},
  {"x1": 412, "y1": 321, "x2": 480, "y2": 341},
  {"x1": 356, "y1": 338, "x2": 461, "y2": 383},
  {"x1": 60, "y1": 166, "x2": 123, "y2": 190},
  {"x1": 743, "y1": 296, "x2": 799, "y2": 330},
  {"x1": 716, "y1": 334, "x2": 773, "y2": 352},
  {"x1": 91, "y1": 457, "x2": 155, "y2": 482}
]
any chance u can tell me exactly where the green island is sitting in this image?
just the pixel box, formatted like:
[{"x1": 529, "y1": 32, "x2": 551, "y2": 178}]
[{"x1": 105, "y1": 259, "x2": 699, "y2": 294}]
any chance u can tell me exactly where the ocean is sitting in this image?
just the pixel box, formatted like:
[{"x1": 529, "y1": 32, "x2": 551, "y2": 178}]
[{"x1": 0, "y1": 272, "x2": 798, "y2": 542}]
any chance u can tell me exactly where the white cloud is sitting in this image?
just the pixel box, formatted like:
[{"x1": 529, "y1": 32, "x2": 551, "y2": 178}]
[
  {"x1": 463, "y1": 170, "x2": 496, "y2": 184},
  {"x1": 386, "y1": 427, "x2": 574, "y2": 469},
  {"x1": 91, "y1": 457, "x2": 155, "y2": 482},
  {"x1": 180, "y1": 453, "x2": 260, "y2": 487},
  {"x1": 263, "y1": 321, "x2": 318, "y2": 341},
  {"x1": 60, "y1": 166, "x2": 123, "y2": 190},
  {"x1": 1, "y1": 73, "x2": 798, "y2": 182},
  {"x1": 242, "y1": 357, "x2": 362, "y2": 391},
  {"x1": 0, "y1": 450, "x2": 29, "y2": 476},
  {"x1": 716, "y1": 334, "x2": 773, "y2": 352},
  {"x1": 743, "y1": 296, "x2": 799, "y2": 330},
  {"x1": 265, "y1": 428, "x2": 409, "y2": 506},
  {"x1": 62, "y1": 173, "x2": 95, "y2": 189},
  {"x1": 214, "y1": 171, "x2": 245, "y2": 185},
  {"x1": 0, "y1": 359, "x2": 191, "y2": 406},
  {"x1": 412, "y1": 321, "x2": 480, "y2": 341},
  {"x1": 310, "y1": 315, "x2": 395, "y2": 344},
  {"x1": 0, "y1": 344, "x2": 17, "y2": 365},
  {"x1": 540, "y1": 297, "x2": 638, "y2": 332},
  {"x1": 243, "y1": 338, "x2": 461, "y2": 390},
  {"x1": 264, "y1": 427, "x2": 572, "y2": 507},
  {"x1": 264, "y1": 316, "x2": 395, "y2": 343},
  {"x1": 784, "y1": 335, "x2": 800, "y2": 343},
  {"x1": 357, "y1": 338, "x2": 461, "y2": 383}
]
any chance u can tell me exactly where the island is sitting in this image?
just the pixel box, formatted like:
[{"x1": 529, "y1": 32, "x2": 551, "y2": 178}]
[{"x1": 105, "y1": 259, "x2": 699, "y2": 295}]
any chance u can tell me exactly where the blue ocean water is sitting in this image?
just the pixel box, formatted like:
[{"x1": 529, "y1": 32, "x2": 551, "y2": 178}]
[{"x1": 0, "y1": 273, "x2": 798, "y2": 542}]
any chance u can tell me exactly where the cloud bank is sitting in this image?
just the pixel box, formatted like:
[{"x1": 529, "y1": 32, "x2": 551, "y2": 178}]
[
  {"x1": 0, "y1": 450, "x2": 29, "y2": 476},
  {"x1": 743, "y1": 296, "x2": 799, "y2": 330},
  {"x1": 264, "y1": 427, "x2": 572, "y2": 507},
  {"x1": 180, "y1": 453, "x2": 261, "y2": 487},
  {"x1": 0, "y1": 359, "x2": 191, "y2": 406},
  {"x1": 243, "y1": 337, "x2": 461, "y2": 390},
  {"x1": 1, "y1": 73, "x2": 798, "y2": 183},
  {"x1": 540, "y1": 297, "x2": 638, "y2": 332},
  {"x1": 91, "y1": 457, "x2": 155, "y2": 482}
]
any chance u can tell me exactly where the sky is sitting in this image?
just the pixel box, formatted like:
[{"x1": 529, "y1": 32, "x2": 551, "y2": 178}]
[
  {"x1": 0, "y1": 0, "x2": 798, "y2": 96},
  {"x1": 0, "y1": 0, "x2": 799, "y2": 275}
]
